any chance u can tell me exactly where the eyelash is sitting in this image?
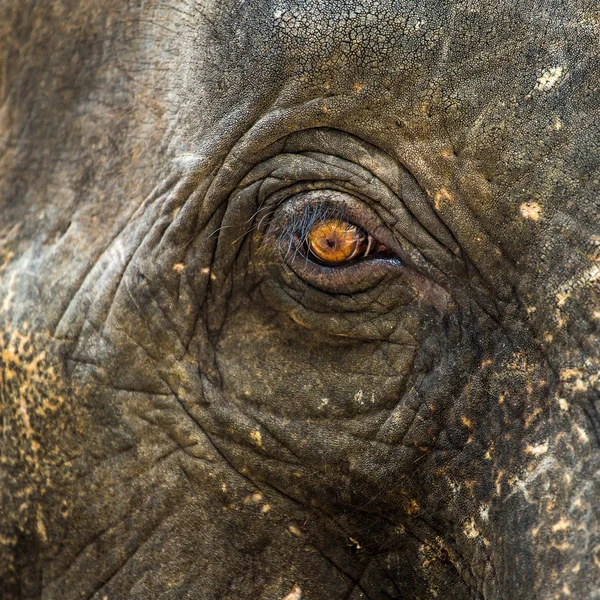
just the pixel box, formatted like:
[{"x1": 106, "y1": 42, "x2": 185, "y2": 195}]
[
  {"x1": 276, "y1": 201, "x2": 388, "y2": 265},
  {"x1": 276, "y1": 202, "x2": 347, "y2": 257}
]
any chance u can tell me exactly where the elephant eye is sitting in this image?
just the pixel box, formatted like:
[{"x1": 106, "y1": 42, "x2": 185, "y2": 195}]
[
  {"x1": 263, "y1": 191, "x2": 403, "y2": 294},
  {"x1": 306, "y1": 218, "x2": 390, "y2": 265}
]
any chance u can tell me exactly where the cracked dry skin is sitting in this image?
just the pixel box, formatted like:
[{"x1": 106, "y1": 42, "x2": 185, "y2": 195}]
[{"x1": 0, "y1": 1, "x2": 599, "y2": 598}]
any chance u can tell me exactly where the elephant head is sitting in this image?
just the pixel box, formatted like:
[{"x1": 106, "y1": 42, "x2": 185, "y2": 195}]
[{"x1": 1, "y1": 1, "x2": 598, "y2": 598}]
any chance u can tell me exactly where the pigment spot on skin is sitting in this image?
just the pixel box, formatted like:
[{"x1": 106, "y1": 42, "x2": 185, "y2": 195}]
[
  {"x1": 525, "y1": 441, "x2": 549, "y2": 456},
  {"x1": 553, "y1": 114, "x2": 564, "y2": 130},
  {"x1": 432, "y1": 188, "x2": 454, "y2": 211},
  {"x1": 574, "y1": 425, "x2": 589, "y2": 444},
  {"x1": 250, "y1": 429, "x2": 263, "y2": 447},
  {"x1": 35, "y1": 506, "x2": 47, "y2": 542},
  {"x1": 0, "y1": 324, "x2": 72, "y2": 584},
  {"x1": 353, "y1": 81, "x2": 365, "y2": 94},
  {"x1": 524, "y1": 407, "x2": 542, "y2": 428},
  {"x1": 593, "y1": 546, "x2": 600, "y2": 569},
  {"x1": 560, "y1": 368, "x2": 589, "y2": 393},
  {"x1": 534, "y1": 65, "x2": 566, "y2": 92},
  {"x1": 554, "y1": 256, "x2": 600, "y2": 325},
  {"x1": 1, "y1": 271, "x2": 17, "y2": 313},
  {"x1": 463, "y1": 519, "x2": 479, "y2": 539},
  {"x1": 318, "y1": 397, "x2": 329, "y2": 409},
  {"x1": 551, "y1": 519, "x2": 571, "y2": 533},
  {"x1": 520, "y1": 201, "x2": 542, "y2": 221},
  {"x1": 244, "y1": 492, "x2": 264, "y2": 505},
  {"x1": 282, "y1": 584, "x2": 302, "y2": 600}
]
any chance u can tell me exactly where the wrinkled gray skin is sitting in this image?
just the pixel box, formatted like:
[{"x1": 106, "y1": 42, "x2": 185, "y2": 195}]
[{"x1": 1, "y1": 1, "x2": 599, "y2": 598}]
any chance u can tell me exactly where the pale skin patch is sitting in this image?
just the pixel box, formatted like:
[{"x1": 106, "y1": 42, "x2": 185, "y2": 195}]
[
  {"x1": 554, "y1": 259, "x2": 600, "y2": 322},
  {"x1": 593, "y1": 545, "x2": 600, "y2": 568},
  {"x1": 1, "y1": 270, "x2": 17, "y2": 313},
  {"x1": 560, "y1": 368, "x2": 589, "y2": 393},
  {"x1": 525, "y1": 441, "x2": 549, "y2": 456},
  {"x1": 520, "y1": 201, "x2": 542, "y2": 221},
  {"x1": 556, "y1": 291, "x2": 570, "y2": 313},
  {"x1": 250, "y1": 429, "x2": 263, "y2": 447},
  {"x1": 19, "y1": 395, "x2": 35, "y2": 439},
  {"x1": 406, "y1": 499, "x2": 420, "y2": 515},
  {"x1": 349, "y1": 536, "x2": 362, "y2": 550},
  {"x1": 36, "y1": 506, "x2": 47, "y2": 543},
  {"x1": 551, "y1": 541, "x2": 572, "y2": 551},
  {"x1": 551, "y1": 518, "x2": 571, "y2": 533},
  {"x1": 318, "y1": 397, "x2": 329, "y2": 409},
  {"x1": 172, "y1": 263, "x2": 185, "y2": 273},
  {"x1": 282, "y1": 584, "x2": 302, "y2": 600},
  {"x1": 463, "y1": 518, "x2": 479, "y2": 539},
  {"x1": 244, "y1": 492, "x2": 264, "y2": 504},
  {"x1": 432, "y1": 188, "x2": 454, "y2": 211},
  {"x1": 495, "y1": 470, "x2": 504, "y2": 495},
  {"x1": 574, "y1": 425, "x2": 589, "y2": 444},
  {"x1": 553, "y1": 114, "x2": 564, "y2": 130},
  {"x1": 0, "y1": 250, "x2": 15, "y2": 275},
  {"x1": 524, "y1": 407, "x2": 542, "y2": 428},
  {"x1": 534, "y1": 65, "x2": 566, "y2": 92}
]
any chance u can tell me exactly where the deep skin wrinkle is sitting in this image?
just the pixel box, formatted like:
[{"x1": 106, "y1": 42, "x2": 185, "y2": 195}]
[{"x1": 1, "y1": 1, "x2": 599, "y2": 598}]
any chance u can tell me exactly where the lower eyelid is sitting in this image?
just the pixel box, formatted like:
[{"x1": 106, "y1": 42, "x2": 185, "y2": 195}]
[{"x1": 286, "y1": 252, "x2": 403, "y2": 295}]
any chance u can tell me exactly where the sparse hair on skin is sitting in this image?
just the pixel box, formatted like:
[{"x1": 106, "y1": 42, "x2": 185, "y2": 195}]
[{"x1": 272, "y1": 200, "x2": 354, "y2": 262}]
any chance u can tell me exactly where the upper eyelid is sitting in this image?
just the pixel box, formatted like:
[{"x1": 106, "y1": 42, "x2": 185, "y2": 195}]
[{"x1": 276, "y1": 196, "x2": 386, "y2": 252}]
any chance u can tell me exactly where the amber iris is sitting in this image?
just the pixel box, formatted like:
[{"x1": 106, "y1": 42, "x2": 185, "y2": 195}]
[{"x1": 307, "y1": 218, "x2": 368, "y2": 264}]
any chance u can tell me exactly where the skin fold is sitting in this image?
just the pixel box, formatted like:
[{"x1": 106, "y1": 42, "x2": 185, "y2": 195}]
[{"x1": 0, "y1": 0, "x2": 599, "y2": 598}]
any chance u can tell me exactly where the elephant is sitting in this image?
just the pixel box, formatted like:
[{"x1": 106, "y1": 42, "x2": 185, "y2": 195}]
[{"x1": 1, "y1": 0, "x2": 599, "y2": 598}]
